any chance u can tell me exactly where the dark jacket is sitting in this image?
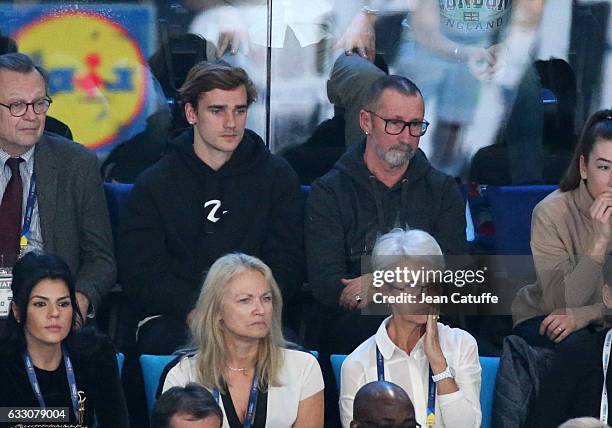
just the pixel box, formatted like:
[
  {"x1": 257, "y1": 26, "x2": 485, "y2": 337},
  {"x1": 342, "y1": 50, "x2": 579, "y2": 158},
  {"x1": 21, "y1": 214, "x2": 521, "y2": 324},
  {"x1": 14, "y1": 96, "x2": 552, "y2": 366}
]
[
  {"x1": 0, "y1": 331, "x2": 129, "y2": 428},
  {"x1": 305, "y1": 140, "x2": 466, "y2": 308},
  {"x1": 35, "y1": 132, "x2": 116, "y2": 309},
  {"x1": 527, "y1": 330, "x2": 610, "y2": 427},
  {"x1": 118, "y1": 128, "x2": 304, "y2": 320},
  {"x1": 492, "y1": 335, "x2": 555, "y2": 428}
]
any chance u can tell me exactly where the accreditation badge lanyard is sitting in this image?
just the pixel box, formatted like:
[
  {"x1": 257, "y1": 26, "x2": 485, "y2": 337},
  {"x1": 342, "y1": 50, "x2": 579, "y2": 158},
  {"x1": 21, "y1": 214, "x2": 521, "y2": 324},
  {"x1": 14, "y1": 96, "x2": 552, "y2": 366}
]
[
  {"x1": 19, "y1": 171, "x2": 37, "y2": 255},
  {"x1": 601, "y1": 329, "x2": 612, "y2": 423},
  {"x1": 213, "y1": 373, "x2": 260, "y2": 428},
  {"x1": 376, "y1": 345, "x2": 436, "y2": 426},
  {"x1": 22, "y1": 344, "x2": 79, "y2": 420}
]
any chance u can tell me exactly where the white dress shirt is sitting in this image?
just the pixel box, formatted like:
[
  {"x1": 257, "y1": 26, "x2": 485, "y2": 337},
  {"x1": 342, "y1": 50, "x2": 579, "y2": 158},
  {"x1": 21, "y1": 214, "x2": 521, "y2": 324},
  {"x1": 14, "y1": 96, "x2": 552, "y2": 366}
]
[{"x1": 340, "y1": 317, "x2": 482, "y2": 428}]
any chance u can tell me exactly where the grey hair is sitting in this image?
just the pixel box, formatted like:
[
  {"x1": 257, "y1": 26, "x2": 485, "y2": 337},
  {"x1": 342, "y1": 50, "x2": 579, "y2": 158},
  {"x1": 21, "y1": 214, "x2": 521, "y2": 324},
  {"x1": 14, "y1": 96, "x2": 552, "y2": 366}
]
[
  {"x1": 0, "y1": 52, "x2": 49, "y2": 89},
  {"x1": 558, "y1": 417, "x2": 610, "y2": 428},
  {"x1": 371, "y1": 228, "x2": 444, "y2": 272}
]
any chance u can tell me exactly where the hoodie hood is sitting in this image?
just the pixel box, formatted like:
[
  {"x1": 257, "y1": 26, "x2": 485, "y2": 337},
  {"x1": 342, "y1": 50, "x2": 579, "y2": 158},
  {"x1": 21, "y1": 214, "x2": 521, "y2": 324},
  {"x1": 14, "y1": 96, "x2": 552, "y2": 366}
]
[
  {"x1": 332, "y1": 139, "x2": 434, "y2": 232},
  {"x1": 168, "y1": 127, "x2": 271, "y2": 178}
]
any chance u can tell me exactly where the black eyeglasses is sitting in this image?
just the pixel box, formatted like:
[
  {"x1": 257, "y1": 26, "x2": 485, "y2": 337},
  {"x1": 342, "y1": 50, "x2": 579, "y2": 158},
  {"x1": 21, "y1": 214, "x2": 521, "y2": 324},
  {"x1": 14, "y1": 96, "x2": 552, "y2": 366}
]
[
  {"x1": 0, "y1": 97, "x2": 52, "y2": 117},
  {"x1": 366, "y1": 110, "x2": 429, "y2": 137}
]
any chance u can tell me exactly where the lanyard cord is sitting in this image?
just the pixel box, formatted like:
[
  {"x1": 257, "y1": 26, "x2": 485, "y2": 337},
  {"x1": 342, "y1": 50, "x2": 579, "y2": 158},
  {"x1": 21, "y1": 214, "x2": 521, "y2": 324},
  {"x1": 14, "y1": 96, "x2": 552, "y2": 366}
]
[
  {"x1": 23, "y1": 345, "x2": 79, "y2": 420},
  {"x1": 213, "y1": 373, "x2": 260, "y2": 428},
  {"x1": 601, "y1": 329, "x2": 612, "y2": 423},
  {"x1": 376, "y1": 345, "x2": 436, "y2": 426}
]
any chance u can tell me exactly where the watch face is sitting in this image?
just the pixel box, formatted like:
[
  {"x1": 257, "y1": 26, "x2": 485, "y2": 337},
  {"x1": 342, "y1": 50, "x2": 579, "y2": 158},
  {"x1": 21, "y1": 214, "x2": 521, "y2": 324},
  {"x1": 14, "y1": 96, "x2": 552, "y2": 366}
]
[{"x1": 449, "y1": 366, "x2": 456, "y2": 378}]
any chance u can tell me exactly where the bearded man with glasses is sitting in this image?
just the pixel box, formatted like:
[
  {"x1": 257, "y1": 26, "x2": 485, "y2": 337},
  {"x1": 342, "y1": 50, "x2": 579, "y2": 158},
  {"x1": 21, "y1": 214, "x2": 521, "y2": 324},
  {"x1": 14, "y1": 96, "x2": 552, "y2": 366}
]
[
  {"x1": 305, "y1": 75, "x2": 466, "y2": 425},
  {"x1": 0, "y1": 52, "x2": 115, "y2": 322}
]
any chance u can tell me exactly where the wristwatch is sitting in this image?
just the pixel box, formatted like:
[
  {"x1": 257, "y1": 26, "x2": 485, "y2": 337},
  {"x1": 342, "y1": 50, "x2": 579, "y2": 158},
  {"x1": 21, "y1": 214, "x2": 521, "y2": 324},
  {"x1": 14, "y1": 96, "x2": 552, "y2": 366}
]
[{"x1": 431, "y1": 365, "x2": 455, "y2": 383}]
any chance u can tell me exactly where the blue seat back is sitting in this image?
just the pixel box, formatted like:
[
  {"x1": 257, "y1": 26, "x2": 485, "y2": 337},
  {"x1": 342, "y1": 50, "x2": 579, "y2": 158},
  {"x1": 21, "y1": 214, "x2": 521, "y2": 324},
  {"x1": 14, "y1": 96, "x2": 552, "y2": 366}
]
[
  {"x1": 479, "y1": 356, "x2": 500, "y2": 428},
  {"x1": 140, "y1": 354, "x2": 175, "y2": 416},
  {"x1": 103, "y1": 182, "x2": 134, "y2": 244},
  {"x1": 485, "y1": 185, "x2": 557, "y2": 255}
]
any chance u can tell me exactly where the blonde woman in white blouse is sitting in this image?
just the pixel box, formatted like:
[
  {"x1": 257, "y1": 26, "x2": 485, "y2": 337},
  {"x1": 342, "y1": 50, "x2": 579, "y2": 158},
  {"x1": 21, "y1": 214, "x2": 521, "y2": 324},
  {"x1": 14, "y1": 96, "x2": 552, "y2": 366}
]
[
  {"x1": 162, "y1": 253, "x2": 324, "y2": 428},
  {"x1": 339, "y1": 229, "x2": 481, "y2": 428}
]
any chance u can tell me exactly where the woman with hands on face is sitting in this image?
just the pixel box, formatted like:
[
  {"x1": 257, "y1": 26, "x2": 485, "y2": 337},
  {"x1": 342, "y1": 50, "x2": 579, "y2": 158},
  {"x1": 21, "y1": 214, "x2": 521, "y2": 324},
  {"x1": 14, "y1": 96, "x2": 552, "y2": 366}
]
[
  {"x1": 512, "y1": 110, "x2": 612, "y2": 348},
  {"x1": 339, "y1": 229, "x2": 481, "y2": 428}
]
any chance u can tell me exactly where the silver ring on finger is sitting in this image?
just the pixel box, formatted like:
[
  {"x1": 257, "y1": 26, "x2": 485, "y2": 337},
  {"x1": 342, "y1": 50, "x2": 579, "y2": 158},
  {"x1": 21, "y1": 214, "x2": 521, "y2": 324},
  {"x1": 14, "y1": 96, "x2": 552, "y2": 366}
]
[{"x1": 355, "y1": 295, "x2": 362, "y2": 302}]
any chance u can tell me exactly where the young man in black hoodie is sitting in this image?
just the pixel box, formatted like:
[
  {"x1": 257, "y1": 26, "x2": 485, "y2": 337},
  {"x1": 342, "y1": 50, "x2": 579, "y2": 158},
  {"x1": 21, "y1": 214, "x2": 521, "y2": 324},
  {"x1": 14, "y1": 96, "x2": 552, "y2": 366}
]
[
  {"x1": 306, "y1": 74, "x2": 467, "y2": 354},
  {"x1": 118, "y1": 62, "x2": 304, "y2": 354}
]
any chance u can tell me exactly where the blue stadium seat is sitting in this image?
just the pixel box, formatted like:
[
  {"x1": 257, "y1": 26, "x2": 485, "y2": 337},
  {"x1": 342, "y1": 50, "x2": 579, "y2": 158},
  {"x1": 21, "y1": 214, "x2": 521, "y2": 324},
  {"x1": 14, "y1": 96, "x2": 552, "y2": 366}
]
[
  {"x1": 331, "y1": 354, "x2": 500, "y2": 428},
  {"x1": 103, "y1": 182, "x2": 134, "y2": 244},
  {"x1": 484, "y1": 185, "x2": 557, "y2": 255},
  {"x1": 480, "y1": 356, "x2": 500, "y2": 428},
  {"x1": 140, "y1": 354, "x2": 175, "y2": 416}
]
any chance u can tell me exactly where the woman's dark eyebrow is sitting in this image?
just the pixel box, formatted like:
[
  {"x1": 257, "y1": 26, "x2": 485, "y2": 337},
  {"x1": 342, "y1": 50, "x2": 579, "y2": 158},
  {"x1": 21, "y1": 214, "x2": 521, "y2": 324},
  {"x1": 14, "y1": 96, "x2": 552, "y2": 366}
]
[
  {"x1": 29, "y1": 295, "x2": 71, "y2": 301},
  {"x1": 595, "y1": 157, "x2": 612, "y2": 163}
]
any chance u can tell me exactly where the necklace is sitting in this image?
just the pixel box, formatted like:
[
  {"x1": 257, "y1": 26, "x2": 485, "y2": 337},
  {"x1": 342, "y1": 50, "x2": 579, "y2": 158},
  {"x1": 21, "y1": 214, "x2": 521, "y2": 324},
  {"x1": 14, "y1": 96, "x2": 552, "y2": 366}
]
[{"x1": 227, "y1": 365, "x2": 248, "y2": 375}]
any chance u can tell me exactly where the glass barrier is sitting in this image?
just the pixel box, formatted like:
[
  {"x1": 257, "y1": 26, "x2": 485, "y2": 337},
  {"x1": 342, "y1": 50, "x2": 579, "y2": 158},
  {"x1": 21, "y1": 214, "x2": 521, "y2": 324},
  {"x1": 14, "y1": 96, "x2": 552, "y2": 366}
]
[{"x1": 0, "y1": 0, "x2": 609, "y2": 184}]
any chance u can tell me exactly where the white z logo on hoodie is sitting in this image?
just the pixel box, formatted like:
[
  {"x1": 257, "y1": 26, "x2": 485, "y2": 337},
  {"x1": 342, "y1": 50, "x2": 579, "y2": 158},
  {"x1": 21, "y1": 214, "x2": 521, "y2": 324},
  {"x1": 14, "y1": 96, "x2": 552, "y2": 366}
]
[{"x1": 203, "y1": 199, "x2": 228, "y2": 223}]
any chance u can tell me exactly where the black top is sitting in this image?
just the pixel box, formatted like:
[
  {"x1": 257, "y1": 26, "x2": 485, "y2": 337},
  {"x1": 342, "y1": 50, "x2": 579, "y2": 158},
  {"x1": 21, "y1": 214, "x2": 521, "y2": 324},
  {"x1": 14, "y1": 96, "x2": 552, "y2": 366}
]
[
  {"x1": 0, "y1": 334, "x2": 129, "y2": 428},
  {"x1": 306, "y1": 140, "x2": 467, "y2": 308},
  {"x1": 118, "y1": 128, "x2": 304, "y2": 321},
  {"x1": 221, "y1": 387, "x2": 268, "y2": 428}
]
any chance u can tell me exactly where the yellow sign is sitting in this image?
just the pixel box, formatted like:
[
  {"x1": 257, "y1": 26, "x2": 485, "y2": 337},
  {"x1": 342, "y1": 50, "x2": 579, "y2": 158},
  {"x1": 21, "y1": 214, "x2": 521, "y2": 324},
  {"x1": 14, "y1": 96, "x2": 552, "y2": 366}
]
[{"x1": 15, "y1": 11, "x2": 147, "y2": 149}]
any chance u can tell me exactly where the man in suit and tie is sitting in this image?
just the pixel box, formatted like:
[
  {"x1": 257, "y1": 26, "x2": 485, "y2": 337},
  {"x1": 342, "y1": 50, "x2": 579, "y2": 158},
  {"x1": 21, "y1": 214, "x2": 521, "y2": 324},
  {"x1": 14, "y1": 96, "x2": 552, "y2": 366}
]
[{"x1": 0, "y1": 52, "x2": 115, "y2": 318}]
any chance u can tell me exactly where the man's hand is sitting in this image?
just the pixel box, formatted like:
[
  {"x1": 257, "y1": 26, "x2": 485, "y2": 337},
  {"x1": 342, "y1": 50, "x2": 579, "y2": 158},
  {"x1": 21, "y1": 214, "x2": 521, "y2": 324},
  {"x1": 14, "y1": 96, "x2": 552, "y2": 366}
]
[
  {"x1": 334, "y1": 11, "x2": 376, "y2": 62},
  {"x1": 75, "y1": 292, "x2": 90, "y2": 327},
  {"x1": 339, "y1": 274, "x2": 372, "y2": 310},
  {"x1": 215, "y1": 7, "x2": 250, "y2": 58},
  {"x1": 539, "y1": 307, "x2": 593, "y2": 343},
  {"x1": 465, "y1": 45, "x2": 498, "y2": 80}
]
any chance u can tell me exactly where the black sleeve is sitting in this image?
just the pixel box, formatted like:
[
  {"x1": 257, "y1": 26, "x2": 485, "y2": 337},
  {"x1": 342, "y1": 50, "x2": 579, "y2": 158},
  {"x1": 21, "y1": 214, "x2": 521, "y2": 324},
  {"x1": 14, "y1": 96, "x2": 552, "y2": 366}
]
[
  {"x1": 118, "y1": 178, "x2": 200, "y2": 320},
  {"x1": 259, "y1": 161, "x2": 305, "y2": 303},
  {"x1": 86, "y1": 338, "x2": 129, "y2": 428},
  {"x1": 305, "y1": 180, "x2": 347, "y2": 308},
  {"x1": 434, "y1": 177, "x2": 467, "y2": 255}
]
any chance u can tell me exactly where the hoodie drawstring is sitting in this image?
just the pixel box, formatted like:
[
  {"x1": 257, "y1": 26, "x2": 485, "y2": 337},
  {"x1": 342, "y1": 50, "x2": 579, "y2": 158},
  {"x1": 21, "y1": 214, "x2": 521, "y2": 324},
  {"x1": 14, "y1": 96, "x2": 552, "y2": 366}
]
[{"x1": 369, "y1": 175, "x2": 386, "y2": 232}]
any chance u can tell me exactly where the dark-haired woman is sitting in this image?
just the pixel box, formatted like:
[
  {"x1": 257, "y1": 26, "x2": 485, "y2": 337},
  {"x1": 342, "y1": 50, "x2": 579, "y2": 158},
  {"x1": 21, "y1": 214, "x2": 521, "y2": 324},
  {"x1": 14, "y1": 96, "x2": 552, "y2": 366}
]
[
  {"x1": 0, "y1": 252, "x2": 129, "y2": 427},
  {"x1": 512, "y1": 110, "x2": 612, "y2": 346}
]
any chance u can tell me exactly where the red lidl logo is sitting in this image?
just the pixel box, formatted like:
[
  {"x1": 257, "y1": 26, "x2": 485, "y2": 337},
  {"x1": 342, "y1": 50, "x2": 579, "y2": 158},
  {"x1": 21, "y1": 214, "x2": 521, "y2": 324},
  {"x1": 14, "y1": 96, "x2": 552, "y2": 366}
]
[{"x1": 14, "y1": 11, "x2": 147, "y2": 149}]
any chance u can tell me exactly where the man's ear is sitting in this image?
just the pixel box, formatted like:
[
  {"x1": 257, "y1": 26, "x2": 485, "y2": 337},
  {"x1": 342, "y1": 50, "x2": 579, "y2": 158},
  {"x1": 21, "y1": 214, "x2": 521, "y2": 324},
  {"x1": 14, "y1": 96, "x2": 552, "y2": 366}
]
[
  {"x1": 184, "y1": 102, "x2": 197, "y2": 125},
  {"x1": 603, "y1": 284, "x2": 612, "y2": 309},
  {"x1": 359, "y1": 109, "x2": 372, "y2": 135}
]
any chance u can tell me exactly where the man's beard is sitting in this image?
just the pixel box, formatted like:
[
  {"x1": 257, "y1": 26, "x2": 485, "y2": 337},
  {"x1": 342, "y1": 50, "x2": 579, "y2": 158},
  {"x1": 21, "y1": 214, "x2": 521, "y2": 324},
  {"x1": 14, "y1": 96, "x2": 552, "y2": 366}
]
[{"x1": 375, "y1": 142, "x2": 415, "y2": 168}]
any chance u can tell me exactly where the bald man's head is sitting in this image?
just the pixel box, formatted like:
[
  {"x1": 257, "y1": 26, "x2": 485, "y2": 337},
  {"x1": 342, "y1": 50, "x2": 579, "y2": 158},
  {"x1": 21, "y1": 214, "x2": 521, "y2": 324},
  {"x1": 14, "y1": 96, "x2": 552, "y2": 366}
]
[{"x1": 351, "y1": 381, "x2": 417, "y2": 428}]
